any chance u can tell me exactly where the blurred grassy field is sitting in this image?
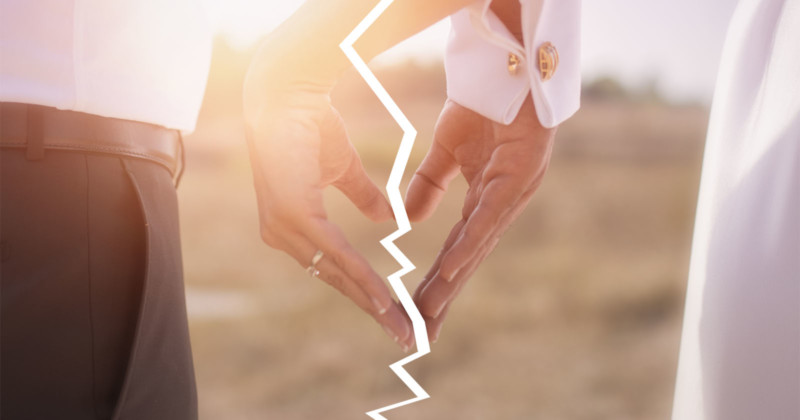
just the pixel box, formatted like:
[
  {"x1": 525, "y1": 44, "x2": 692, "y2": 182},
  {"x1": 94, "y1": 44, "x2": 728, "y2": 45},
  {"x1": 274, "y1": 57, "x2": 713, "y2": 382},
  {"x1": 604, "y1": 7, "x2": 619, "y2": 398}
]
[{"x1": 179, "y1": 40, "x2": 708, "y2": 419}]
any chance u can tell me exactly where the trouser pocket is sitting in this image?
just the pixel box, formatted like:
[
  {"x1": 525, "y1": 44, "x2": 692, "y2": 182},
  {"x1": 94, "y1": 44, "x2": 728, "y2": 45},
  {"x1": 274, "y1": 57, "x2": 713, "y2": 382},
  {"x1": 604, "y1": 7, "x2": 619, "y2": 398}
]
[{"x1": 111, "y1": 158, "x2": 197, "y2": 420}]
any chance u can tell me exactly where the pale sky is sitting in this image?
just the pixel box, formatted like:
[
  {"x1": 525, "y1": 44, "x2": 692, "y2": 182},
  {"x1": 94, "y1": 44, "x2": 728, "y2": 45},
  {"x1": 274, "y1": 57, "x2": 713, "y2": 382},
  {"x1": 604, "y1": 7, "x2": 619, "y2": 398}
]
[{"x1": 201, "y1": 0, "x2": 740, "y2": 104}]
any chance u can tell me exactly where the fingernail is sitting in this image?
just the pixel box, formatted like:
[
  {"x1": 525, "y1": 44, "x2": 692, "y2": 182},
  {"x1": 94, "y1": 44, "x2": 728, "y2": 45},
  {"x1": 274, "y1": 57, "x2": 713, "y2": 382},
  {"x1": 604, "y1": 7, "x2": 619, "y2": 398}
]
[
  {"x1": 430, "y1": 301, "x2": 446, "y2": 319},
  {"x1": 419, "y1": 298, "x2": 443, "y2": 319},
  {"x1": 382, "y1": 324, "x2": 399, "y2": 343},
  {"x1": 372, "y1": 297, "x2": 387, "y2": 315},
  {"x1": 432, "y1": 324, "x2": 443, "y2": 343},
  {"x1": 396, "y1": 321, "x2": 411, "y2": 344},
  {"x1": 444, "y1": 269, "x2": 460, "y2": 283}
]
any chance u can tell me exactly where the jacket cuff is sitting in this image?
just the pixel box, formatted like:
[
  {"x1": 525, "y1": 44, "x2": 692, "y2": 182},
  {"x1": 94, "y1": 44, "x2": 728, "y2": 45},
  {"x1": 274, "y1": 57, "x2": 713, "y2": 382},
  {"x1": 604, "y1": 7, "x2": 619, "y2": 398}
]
[{"x1": 444, "y1": 0, "x2": 581, "y2": 128}]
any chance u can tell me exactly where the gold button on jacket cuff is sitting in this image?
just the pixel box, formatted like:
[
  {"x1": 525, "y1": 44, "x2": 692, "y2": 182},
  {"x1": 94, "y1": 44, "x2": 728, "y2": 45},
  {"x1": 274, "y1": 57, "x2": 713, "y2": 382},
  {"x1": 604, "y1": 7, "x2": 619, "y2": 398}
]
[
  {"x1": 538, "y1": 42, "x2": 558, "y2": 81},
  {"x1": 507, "y1": 53, "x2": 520, "y2": 75}
]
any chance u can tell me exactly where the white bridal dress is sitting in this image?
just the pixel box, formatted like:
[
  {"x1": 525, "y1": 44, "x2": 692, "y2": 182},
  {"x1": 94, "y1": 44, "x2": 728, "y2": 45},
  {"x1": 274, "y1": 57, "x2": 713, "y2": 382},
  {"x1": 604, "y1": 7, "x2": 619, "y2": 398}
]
[{"x1": 672, "y1": 0, "x2": 800, "y2": 418}]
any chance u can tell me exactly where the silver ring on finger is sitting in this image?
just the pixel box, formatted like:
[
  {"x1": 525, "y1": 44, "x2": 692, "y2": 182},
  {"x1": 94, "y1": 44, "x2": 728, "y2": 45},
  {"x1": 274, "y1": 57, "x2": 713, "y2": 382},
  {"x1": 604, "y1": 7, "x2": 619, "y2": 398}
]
[{"x1": 306, "y1": 249, "x2": 324, "y2": 278}]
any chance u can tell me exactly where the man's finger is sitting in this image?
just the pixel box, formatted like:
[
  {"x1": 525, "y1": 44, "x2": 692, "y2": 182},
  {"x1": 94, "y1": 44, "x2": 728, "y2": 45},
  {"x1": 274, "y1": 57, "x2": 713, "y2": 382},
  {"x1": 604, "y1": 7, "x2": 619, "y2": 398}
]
[
  {"x1": 334, "y1": 144, "x2": 394, "y2": 222},
  {"x1": 406, "y1": 140, "x2": 460, "y2": 222},
  {"x1": 283, "y1": 232, "x2": 413, "y2": 349},
  {"x1": 299, "y1": 218, "x2": 400, "y2": 318}
]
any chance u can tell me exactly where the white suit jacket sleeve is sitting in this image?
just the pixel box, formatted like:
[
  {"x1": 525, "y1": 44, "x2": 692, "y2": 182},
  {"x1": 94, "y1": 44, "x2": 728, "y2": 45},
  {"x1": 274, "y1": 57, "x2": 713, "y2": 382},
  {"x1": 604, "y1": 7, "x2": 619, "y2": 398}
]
[{"x1": 445, "y1": 0, "x2": 581, "y2": 128}]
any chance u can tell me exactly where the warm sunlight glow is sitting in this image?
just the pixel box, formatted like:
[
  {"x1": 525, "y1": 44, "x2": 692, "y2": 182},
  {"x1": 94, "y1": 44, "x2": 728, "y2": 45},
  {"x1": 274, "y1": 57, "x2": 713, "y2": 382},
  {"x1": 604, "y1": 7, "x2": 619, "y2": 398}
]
[{"x1": 203, "y1": 0, "x2": 737, "y2": 103}]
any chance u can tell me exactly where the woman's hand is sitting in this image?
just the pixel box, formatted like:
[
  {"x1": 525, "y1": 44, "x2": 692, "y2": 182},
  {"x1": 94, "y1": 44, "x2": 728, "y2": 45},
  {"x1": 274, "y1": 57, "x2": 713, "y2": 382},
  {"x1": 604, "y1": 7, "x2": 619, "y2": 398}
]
[
  {"x1": 406, "y1": 96, "x2": 557, "y2": 343},
  {"x1": 243, "y1": 38, "x2": 414, "y2": 351},
  {"x1": 240, "y1": 0, "x2": 493, "y2": 352}
]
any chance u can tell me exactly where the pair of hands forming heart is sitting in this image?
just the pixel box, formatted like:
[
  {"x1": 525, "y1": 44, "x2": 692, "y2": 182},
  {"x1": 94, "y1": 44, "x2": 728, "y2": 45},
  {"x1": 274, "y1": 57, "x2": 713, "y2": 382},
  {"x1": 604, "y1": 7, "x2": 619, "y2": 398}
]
[
  {"x1": 242, "y1": 0, "x2": 555, "y2": 351},
  {"x1": 245, "y1": 65, "x2": 555, "y2": 351}
]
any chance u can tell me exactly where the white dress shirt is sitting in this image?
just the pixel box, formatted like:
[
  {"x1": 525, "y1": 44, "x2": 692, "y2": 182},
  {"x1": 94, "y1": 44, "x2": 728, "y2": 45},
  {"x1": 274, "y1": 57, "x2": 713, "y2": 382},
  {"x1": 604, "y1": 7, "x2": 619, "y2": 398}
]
[
  {"x1": 445, "y1": 0, "x2": 581, "y2": 128},
  {"x1": 0, "y1": 0, "x2": 212, "y2": 132}
]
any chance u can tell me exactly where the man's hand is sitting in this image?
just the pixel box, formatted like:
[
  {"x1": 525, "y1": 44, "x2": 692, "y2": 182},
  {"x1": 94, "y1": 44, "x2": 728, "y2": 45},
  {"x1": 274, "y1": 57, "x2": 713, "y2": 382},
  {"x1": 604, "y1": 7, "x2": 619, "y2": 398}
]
[
  {"x1": 406, "y1": 97, "x2": 556, "y2": 343},
  {"x1": 240, "y1": 0, "x2": 491, "y2": 353},
  {"x1": 243, "y1": 40, "x2": 414, "y2": 351}
]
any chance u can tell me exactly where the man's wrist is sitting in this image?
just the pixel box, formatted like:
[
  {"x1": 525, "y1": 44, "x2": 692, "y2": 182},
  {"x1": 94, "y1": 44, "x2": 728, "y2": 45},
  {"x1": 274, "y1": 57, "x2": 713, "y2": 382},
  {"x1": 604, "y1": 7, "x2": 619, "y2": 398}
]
[{"x1": 246, "y1": 0, "x2": 481, "y2": 95}]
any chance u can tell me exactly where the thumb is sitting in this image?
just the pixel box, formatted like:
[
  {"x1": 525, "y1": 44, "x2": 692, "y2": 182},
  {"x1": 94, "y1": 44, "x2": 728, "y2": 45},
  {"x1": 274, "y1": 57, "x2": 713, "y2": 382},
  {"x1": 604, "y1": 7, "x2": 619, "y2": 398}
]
[
  {"x1": 405, "y1": 140, "x2": 459, "y2": 222},
  {"x1": 334, "y1": 145, "x2": 394, "y2": 222}
]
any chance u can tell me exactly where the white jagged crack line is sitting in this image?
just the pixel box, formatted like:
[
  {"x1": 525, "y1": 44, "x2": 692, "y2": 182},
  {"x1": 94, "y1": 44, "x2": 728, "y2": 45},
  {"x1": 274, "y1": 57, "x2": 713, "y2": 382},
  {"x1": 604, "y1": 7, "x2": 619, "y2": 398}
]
[{"x1": 339, "y1": 1, "x2": 431, "y2": 418}]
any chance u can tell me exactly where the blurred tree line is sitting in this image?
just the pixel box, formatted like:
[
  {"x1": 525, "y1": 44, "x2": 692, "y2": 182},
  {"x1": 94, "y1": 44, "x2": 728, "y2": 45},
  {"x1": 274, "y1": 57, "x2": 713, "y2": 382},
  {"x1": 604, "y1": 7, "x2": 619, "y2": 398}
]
[{"x1": 199, "y1": 36, "x2": 685, "y2": 120}]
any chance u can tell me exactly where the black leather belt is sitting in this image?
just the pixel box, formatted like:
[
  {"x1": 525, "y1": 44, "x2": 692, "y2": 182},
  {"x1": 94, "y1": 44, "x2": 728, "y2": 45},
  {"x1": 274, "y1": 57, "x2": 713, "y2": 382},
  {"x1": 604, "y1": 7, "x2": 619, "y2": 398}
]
[{"x1": 0, "y1": 102, "x2": 183, "y2": 179}]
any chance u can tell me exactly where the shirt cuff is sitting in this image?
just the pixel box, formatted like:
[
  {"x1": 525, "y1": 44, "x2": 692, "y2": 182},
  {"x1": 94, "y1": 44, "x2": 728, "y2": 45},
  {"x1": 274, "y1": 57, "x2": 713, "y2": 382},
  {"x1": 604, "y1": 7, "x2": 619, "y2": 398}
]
[{"x1": 444, "y1": 0, "x2": 581, "y2": 128}]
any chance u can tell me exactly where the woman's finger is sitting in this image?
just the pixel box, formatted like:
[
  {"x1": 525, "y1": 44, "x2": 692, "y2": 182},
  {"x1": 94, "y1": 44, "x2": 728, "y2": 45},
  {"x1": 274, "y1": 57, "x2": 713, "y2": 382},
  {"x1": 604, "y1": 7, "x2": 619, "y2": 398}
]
[
  {"x1": 417, "y1": 178, "x2": 538, "y2": 319},
  {"x1": 435, "y1": 174, "x2": 526, "y2": 282},
  {"x1": 414, "y1": 218, "x2": 469, "y2": 318},
  {"x1": 406, "y1": 141, "x2": 460, "y2": 222},
  {"x1": 417, "y1": 234, "x2": 497, "y2": 320},
  {"x1": 413, "y1": 218, "x2": 466, "y2": 302},
  {"x1": 423, "y1": 241, "x2": 491, "y2": 343},
  {"x1": 406, "y1": 99, "x2": 484, "y2": 223},
  {"x1": 418, "y1": 183, "x2": 538, "y2": 324}
]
